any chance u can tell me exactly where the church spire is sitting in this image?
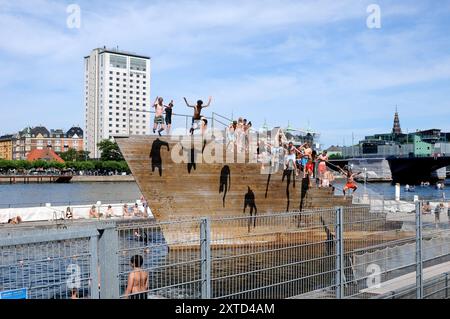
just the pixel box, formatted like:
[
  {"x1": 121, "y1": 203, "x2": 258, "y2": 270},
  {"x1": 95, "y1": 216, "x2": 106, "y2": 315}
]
[{"x1": 392, "y1": 106, "x2": 402, "y2": 135}]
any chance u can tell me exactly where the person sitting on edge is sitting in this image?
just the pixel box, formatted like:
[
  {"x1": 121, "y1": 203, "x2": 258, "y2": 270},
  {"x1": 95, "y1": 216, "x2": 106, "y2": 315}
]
[
  {"x1": 133, "y1": 203, "x2": 141, "y2": 216},
  {"x1": 106, "y1": 205, "x2": 114, "y2": 218},
  {"x1": 124, "y1": 255, "x2": 149, "y2": 299},
  {"x1": 153, "y1": 96, "x2": 166, "y2": 136},
  {"x1": 89, "y1": 205, "x2": 99, "y2": 218},
  {"x1": 122, "y1": 204, "x2": 131, "y2": 217},
  {"x1": 65, "y1": 207, "x2": 73, "y2": 219},
  {"x1": 7, "y1": 216, "x2": 22, "y2": 224},
  {"x1": 183, "y1": 96, "x2": 212, "y2": 135}
]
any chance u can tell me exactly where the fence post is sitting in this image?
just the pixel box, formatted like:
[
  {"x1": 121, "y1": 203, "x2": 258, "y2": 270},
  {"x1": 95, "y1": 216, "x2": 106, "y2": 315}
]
[
  {"x1": 97, "y1": 222, "x2": 120, "y2": 299},
  {"x1": 200, "y1": 217, "x2": 211, "y2": 299},
  {"x1": 335, "y1": 206, "x2": 344, "y2": 299},
  {"x1": 415, "y1": 201, "x2": 423, "y2": 299},
  {"x1": 89, "y1": 235, "x2": 100, "y2": 299},
  {"x1": 445, "y1": 273, "x2": 449, "y2": 299}
]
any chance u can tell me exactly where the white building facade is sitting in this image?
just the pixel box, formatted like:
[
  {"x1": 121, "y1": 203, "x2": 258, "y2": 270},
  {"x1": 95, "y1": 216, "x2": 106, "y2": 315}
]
[{"x1": 84, "y1": 48, "x2": 151, "y2": 158}]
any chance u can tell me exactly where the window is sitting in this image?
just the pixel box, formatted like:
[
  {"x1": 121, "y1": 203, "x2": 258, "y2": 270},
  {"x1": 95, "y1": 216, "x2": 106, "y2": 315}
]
[
  {"x1": 116, "y1": 72, "x2": 120, "y2": 75},
  {"x1": 109, "y1": 77, "x2": 113, "y2": 80},
  {"x1": 109, "y1": 100, "x2": 113, "y2": 103},
  {"x1": 116, "y1": 78, "x2": 120, "y2": 81},
  {"x1": 109, "y1": 71, "x2": 113, "y2": 74},
  {"x1": 130, "y1": 58, "x2": 146, "y2": 71},
  {"x1": 109, "y1": 54, "x2": 127, "y2": 69}
]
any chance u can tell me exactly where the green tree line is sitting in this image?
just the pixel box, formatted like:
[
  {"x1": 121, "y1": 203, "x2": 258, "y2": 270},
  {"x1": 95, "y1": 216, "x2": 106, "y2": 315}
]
[
  {"x1": 0, "y1": 140, "x2": 129, "y2": 173},
  {"x1": 0, "y1": 159, "x2": 130, "y2": 173}
]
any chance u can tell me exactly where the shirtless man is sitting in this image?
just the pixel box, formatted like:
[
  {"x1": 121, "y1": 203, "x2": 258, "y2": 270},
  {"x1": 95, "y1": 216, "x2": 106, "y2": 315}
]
[
  {"x1": 339, "y1": 167, "x2": 362, "y2": 196},
  {"x1": 153, "y1": 96, "x2": 166, "y2": 136},
  {"x1": 184, "y1": 96, "x2": 212, "y2": 135},
  {"x1": 124, "y1": 255, "x2": 149, "y2": 299}
]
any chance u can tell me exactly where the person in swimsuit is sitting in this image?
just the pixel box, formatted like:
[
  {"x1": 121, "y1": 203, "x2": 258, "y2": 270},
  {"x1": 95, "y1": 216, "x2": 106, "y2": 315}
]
[
  {"x1": 89, "y1": 205, "x2": 99, "y2": 219},
  {"x1": 165, "y1": 100, "x2": 174, "y2": 134},
  {"x1": 125, "y1": 255, "x2": 149, "y2": 299},
  {"x1": 317, "y1": 151, "x2": 329, "y2": 187},
  {"x1": 227, "y1": 121, "x2": 238, "y2": 151},
  {"x1": 153, "y1": 96, "x2": 166, "y2": 136},
  {"x1": 183, "y1": 96, "x2": 212, "y2": 135},
  {"x1": 339, "y1": 167, "x2": 362, "y2": 196},
  {"x1": 299, "y1": 143, "x2": 310, "y2": 178}
]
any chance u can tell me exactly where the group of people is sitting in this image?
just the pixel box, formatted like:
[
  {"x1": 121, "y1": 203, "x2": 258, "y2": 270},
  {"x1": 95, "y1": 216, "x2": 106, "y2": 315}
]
[
  {"x1": 421, "y1": 201, "x2": 450, "y2": 227},
  {"x1": 87, "y1": 203, "x2": 148, "y2": 219},
  {"x1": 257, "y1": 135, "x2": 361, "y2": 196},
  {"x1": 152, "y1": 96, "x2": 213, "y2": 136},
  {"x1": 226, "y1": 117, "x2": 253, "y2": 152}
]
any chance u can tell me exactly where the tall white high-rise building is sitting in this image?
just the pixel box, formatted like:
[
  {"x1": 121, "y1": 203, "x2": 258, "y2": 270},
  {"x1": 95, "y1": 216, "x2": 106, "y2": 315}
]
[{"x1": 84, "y1": 47, "x2": 151, "y2": 158}]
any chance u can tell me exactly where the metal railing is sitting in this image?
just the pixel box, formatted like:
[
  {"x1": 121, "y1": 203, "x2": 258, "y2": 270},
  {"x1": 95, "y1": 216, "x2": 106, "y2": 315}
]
[{"x1": 1, "y1": 203, "x2": 450, "y2": 299}]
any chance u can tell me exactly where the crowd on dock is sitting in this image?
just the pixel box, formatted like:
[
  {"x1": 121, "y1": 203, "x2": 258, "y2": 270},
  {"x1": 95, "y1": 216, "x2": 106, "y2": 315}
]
[{"x1": 2, "y1": 196, "x2": 151, "y2": 225}]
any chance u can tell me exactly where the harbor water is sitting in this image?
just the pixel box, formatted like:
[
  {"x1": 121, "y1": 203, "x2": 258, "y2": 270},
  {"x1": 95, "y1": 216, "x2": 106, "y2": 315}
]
[{"x1": 0, "y1": 180, "x2": 448, "y2": 208}]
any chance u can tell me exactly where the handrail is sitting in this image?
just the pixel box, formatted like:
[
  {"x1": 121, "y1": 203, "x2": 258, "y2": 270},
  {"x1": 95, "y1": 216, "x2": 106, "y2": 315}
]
[{"x1": 212, "y1": 112, "x2": 233, "y2": 123}]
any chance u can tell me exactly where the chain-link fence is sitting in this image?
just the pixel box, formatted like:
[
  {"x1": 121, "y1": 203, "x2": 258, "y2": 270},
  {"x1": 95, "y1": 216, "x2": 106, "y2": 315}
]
[{"x1": 1, "y1": 202, "x2": 449, "y2": 299}]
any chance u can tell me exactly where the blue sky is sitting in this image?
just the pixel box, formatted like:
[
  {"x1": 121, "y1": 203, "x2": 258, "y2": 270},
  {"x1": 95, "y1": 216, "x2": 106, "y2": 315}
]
[{"x1": 0, "y1": 0, "x2": 450, "y2": 147}]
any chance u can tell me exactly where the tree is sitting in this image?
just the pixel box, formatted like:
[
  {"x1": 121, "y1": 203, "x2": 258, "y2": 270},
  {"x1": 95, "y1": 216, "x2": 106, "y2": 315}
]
[
  {"x1": 76, "y1": 150, "x2": 90, "y2": 161},
  {"x1": 59, "y1": 148, "x2": 78, "y2": 162},
  {"x1": 97, "y1": 139, "x2": 124, "y2": 161}
]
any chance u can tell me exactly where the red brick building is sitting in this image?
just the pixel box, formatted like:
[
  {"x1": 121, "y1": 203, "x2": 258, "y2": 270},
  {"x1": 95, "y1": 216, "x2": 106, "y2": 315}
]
[{"x1": 12, "y1": 126, "x2": 83, "y2": 160}]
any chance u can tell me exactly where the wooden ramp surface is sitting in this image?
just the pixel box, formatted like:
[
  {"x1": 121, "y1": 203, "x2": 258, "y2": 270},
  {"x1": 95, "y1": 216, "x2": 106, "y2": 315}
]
[{"x1": 116, "y1": 135, "x2": 352, "y2": 222}]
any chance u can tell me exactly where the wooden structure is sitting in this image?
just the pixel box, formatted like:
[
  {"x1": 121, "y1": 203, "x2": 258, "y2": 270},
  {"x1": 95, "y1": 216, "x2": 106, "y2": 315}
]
[{"x1": 116, "y1": 135, "x2": 352, "y2": 221}]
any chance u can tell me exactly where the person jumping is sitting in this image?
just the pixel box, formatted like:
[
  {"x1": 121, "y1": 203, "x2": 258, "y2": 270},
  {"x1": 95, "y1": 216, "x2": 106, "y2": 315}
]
[{"x1": 183, "y1": 96, "x2": 212, "y2": 135}]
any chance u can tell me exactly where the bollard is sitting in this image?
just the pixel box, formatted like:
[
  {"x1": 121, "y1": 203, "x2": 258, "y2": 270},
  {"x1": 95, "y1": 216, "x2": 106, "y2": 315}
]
[{"x1": 395, "y1": 183, "x2": 401, "y2": 201}]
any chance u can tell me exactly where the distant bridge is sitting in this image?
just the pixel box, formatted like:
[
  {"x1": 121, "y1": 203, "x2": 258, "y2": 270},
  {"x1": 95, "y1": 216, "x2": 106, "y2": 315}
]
[
  {"x1": 328, "y1": 156, "x2": 450, "y2": 184},
  {"x1": 386, "y1": 156, "x2": 450, "y2": 184}
]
